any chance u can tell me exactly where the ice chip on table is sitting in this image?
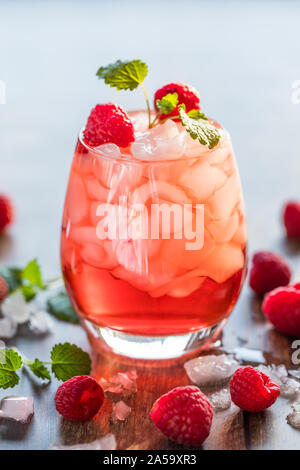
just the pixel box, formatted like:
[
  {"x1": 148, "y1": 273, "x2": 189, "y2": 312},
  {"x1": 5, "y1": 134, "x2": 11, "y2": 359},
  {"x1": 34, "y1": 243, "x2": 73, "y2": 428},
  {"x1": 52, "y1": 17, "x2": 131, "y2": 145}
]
[
  {"x1": 0, "y1": 317, "x2": 17, "y2": 339},
  {"x1": 257, "y1": 364, "x2": 300, "y2": 398},
  {"x1": 131, "y1": 120, "x2": 186, "y2": 161},
  {"x1": 28, "y1": 309, "x2": 52, "y2": 335},
  {"x1": 287, "y1": 402, "x2": 300, "y2": 429},
  {"x1": 209, "y1": 388, "x2": 231, "y2": 411},
  {"x1": 51, "y1": 434, "x2": 117, "y2": 450},
  {"x1": 184, "y1": 354, "x2": 239, "y2": 386},
  {"x1": 289, "y1": 370, "x2": 300, "y2": 380},
  {"x1": 100, "y1": 370, "x2": 137, "y2": 400},
  {"x1": 0, "y1": 396, "x2": 34, "y2": 424},
  {"x1": 1, "y1": 290, "x2": 30, "y2": 324},
  {"x1": 95, "y1": 143, "x2": 121, "y2": 159},
  {"x1": 111, "y1": 401, "x2": 131, "y2": 423}
]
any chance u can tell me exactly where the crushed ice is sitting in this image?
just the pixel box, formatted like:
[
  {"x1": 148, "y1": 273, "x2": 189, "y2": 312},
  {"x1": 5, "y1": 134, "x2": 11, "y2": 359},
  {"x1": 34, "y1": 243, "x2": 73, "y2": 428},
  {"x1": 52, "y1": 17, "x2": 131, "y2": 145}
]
[
  {"x1": 100, "y1": 370, "x2": 137, "y2": 400},
  {"x1": 0, "y1": 290, "x2": 52, "y2": 339},
  {"x1": 0, "y1": 396, "x2": 34, "y2": 424},
  {"x1": 131, "y1": 121, "x2": 186, "y2": 161},
  {"x1": 257, "y1": 364, "x2": 300, "y2": 398},
  {"x1": 51, "y1": 434, "x2": 117, "y2": 450},
  {"x1": 287, "y1": 402, "x2": 300, "y2": 429},
  {"x1": 184, "y1": 354, "x2": 239, "y2": 386},
  {"x1": 110, "y1": 400, "x2": 131, "y2": 423},
  {"x1": 209, "y1": 388, "x2": 231, "y2": 411}
]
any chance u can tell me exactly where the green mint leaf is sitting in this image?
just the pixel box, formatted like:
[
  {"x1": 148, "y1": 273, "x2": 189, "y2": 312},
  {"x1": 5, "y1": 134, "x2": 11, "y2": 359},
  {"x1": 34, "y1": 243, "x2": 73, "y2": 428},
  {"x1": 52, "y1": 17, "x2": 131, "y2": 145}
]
[
  {"x1": 51, "y1": 343, "x2": 91, "y2": 381},
  {"x1": 0, "y1": 267, "x2": 22, "y2": 292},
  {"x1": 156, "y1": 93, "x2": 178, "y2": 115},
  {"x1": 178, "y1": 104, "x2": 220, "y2": 149},
  {"x1": 96, "y1": 59, "x2": 148, "y2": 91},
  {"x1": 28, "y1": 359, "x2": 51, "y2": 381},
  {"x1": 0, "y1": 349, "x2": 22, "y2": 389},
  {"x1": 21, "y1": 259, "x2": 44, "y2": 289},
  {"x1": 21, "y1": 284, "x2": 37, "y2": 302},
  {"x1": 47, "y1": 292, "x2": 79, "y2": 324},
  {"x1": 187, "y1": 109, "x2": 208, "y2": 120}
]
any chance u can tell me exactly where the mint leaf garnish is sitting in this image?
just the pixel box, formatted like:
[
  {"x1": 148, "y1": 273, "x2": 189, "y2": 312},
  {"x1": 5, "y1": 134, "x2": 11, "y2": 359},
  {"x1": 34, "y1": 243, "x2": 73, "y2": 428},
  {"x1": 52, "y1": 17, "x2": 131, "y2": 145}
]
[
  {"x1": 156, "y1": 93, "x2": 178, "y2": 115},
  {"x1": 28, "y1": 359, "x2": 51, "y2": 381},
  {"x1": 21, "y1": 284, "x2": 36, "y2": 302},
  {"x1": 0, "y1": 267, "x2": 22, "y2": 292},
  {"x1": 187, "y1": 109, "x2": 208, "y2": 120},
  {"x1": 179, "y1": 104, "x2": 220, "y2": 149},
  {"x1": 47, "y1": 292, "x2": 79, "y2": 324},
  {"x1": 51, "y1": 343, "x2": 91, "y2": 381},
  {"x1": 21, "y1": 259, "x2": 44, "y2": 289},
  {"x1": 96, "y1": 60, "x2": 148, "y2": 91},
  {"x1": 0, "y1": 349, "x2": 22, "y2": 389}
]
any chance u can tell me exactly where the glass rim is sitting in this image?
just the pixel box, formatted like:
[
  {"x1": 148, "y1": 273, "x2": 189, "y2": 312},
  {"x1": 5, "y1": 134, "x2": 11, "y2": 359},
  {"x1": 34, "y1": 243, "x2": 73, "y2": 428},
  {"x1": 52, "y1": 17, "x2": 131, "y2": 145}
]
[{"x1": 78, "y1": 125, "x2": 229, "y2": 167}]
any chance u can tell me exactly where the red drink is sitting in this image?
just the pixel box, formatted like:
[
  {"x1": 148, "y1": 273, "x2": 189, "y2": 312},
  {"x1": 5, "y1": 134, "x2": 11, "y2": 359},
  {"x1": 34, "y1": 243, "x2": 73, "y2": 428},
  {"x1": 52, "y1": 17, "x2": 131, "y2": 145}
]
[{"x1": 61, "y1": 111, "x2": 247, "y2": 357}]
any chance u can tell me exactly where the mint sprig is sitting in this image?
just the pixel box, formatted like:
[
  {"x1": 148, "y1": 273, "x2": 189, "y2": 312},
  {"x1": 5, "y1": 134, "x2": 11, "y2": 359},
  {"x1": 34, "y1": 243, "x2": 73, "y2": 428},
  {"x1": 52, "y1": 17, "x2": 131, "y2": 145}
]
[
  {"x1": 0, "y1": 258, "x2": 45, "y2": 302},
  {"x1": 47, "y1": 292, "x2": 79, "y2": 324},
  {"x1": 96, "y1": 59, "x2": 151, "y2": 126},
  {"x1": 96, "y1": 59, "x2": 148, "y2": 91},
  {"x1": 178, "y1": 104, "x2": 221, "y2": 149},
  {"x1": 0, "y1": 343, "x2": 91, "y2": 389},
  {"x1": 0, "y1": 349, "x2": 22, "y2": 389},
  {"x1": 51, "y1": 343, "x2": 91, "y2": 381},
  {"x1": 155, "y1": 92, "x2": 178, "y2": 115}
]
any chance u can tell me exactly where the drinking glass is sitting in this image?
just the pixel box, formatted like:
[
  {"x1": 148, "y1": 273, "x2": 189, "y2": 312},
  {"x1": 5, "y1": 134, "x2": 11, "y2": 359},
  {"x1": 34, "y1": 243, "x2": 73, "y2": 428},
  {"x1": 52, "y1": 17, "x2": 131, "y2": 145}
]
[{"x1": 61, "y1": 111, "x2": 247, "y2": 359}]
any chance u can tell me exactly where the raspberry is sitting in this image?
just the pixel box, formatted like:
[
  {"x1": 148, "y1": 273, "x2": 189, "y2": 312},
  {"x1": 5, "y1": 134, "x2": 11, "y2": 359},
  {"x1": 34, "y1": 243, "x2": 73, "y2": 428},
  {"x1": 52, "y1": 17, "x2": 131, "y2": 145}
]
[
  {"x1": 230, "y1": 366, "x2": 280, "y2": 412},
  {"x1": 0, "y1": 276, "x2": 9, "y2": 303},
  {"x1": 262, "y1": 286, "x2": 300, "y2": 336},
  {"x1": 283, "y1": 201, "x2": 300, "y2": 238},
  {"x1": 154, "y1": 82, "x2": 200, "y2": 122},
  {"x1": 293, "y1": 283, "x2": 300, "y2": 290},
  {"x1": 249, "y1": 251, "x2": 291, "y2": 295},
  {"x1": 55, "y1": 375, "x2": 104, "y2": 422},
  {"x1": 83, "y1": 103, "x2": 135, "y2": 148},
  {"x1": 0, "y1": 195, "x2": 13, "y2": 233},
  {"x1": 150, "y1": 386, "x2": 213, "y2": 446}
]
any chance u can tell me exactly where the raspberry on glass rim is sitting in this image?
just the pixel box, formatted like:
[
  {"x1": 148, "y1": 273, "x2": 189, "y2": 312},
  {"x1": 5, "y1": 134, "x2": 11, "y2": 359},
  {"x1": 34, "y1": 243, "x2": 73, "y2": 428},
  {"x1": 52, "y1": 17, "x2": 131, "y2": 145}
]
[{"x1": 154, "y1": 82, "x2": 200, "y2": 122}]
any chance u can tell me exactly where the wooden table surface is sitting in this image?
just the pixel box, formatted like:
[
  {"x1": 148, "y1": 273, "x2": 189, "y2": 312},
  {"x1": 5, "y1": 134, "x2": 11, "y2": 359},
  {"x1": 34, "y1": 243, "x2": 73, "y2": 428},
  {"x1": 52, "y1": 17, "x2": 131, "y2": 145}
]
[{"x1": 0, "y1": 0, "x2": 300, "y2": 450}]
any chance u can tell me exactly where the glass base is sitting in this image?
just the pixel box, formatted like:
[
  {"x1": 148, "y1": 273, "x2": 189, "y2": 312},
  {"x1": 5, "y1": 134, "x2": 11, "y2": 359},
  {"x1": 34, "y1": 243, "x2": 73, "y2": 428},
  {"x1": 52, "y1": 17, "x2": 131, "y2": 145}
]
[{"x1": 81, "y1": 318, "x2": 227, "y2": 360}]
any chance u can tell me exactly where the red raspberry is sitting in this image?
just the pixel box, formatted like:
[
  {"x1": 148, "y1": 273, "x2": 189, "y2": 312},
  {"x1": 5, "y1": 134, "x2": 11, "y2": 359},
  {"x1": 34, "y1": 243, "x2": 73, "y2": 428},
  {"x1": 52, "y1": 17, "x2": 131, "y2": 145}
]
[
  {"x1": 249, "y1": 251, "x2": 291, "y2": 295},
  {"x1": 293, "y1": 283, "x2": 300, "y2": 290},
  {"x1": 0, "y1": 195, "x2": 13, "y2": 232},
  {"x1": 150, "y1": 386, "x2": 213, "y2": 446},
  {"x1": 262, "y1": 286, "x2": 300, "y2": 336},
  {"x1": 55, "y1": 376, "x2": 104, "y2": 422},
  {"x1": 0, "y1": 276, "x2": 9, "y2": 303},
  {"x1": 154, "y1": 82, "x2": 200, "y2": 122},
  {"x1": 283, "y1": 201, "x2": 300, "y2": 238},
  {"x1": 230, "y1": 366, "x2": 280, "y2": 412},
  {"x1": 83, "y1": 103, "x2": 135, "y2": 148}
]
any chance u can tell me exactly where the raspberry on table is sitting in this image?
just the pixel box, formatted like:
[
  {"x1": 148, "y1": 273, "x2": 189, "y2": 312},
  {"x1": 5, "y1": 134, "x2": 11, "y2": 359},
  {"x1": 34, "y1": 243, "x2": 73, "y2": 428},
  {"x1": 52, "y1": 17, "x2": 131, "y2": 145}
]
[
  {"x1": 262, "y1": 286, "x2": 300, "y2": 337},
  {"x1": 283, "y1": 201, "x2": 300, "y2": 238},
  {"x1": 230, "y1": 366, "x2": 280, "y2": 412},
  {"x1": 0, "y1": 195, "x2": 13, "y2": 233},
  {"x1": 55, "y1": 375, "x2": 104, "y2": 422},
  {"x1": 154, "y1": 82, "x2": 200, "y2": 122},
  {"x1": 0, "y1": 275, "x2": 9, "y2": 303},
  {"x1": 249, "y1": 251, "x2": 291, "y2": 295},
  {"x1": 83, "y1": 103, "x2": 135, "y2": 148},
  {"x1": 150, "y1": 385, "x2": 213, "y2": 446}
]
